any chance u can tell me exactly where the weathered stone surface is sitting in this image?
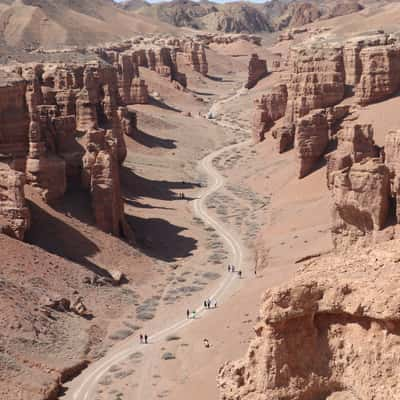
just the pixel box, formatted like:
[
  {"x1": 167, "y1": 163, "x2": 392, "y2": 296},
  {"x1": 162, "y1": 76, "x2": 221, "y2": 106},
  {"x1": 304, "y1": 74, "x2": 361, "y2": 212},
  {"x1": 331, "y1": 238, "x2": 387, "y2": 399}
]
[
  {"x1": 0, "y1": 72, "x2": 30, "y2": 158},
  {"x1": 130, "y1": 78, "x2": 149, "y2": 104},
  {"x1": 343, "y1": 32, "x2": 392, "y2": 86},
  {"x1": 384, "y1": 129, "x2": 400, "y2": 223},
  {"x1": 245, "y1": 53, "x2": 268, "y2": 89},
  {"x1": 326, "y1": 123, "x2": 379, "y2": 188},
  {"x1": 0, "y1": 163, "x2": 30, "y2": 240},
  {"x1": 295, "y1": 109, "x2": 329, "y2": 178},
  {"x1": 331, "y1": 159, "x2": 390, "y2": 247},
  {"x1": 183, "y1": 42, "x2": 208, "y2": 76},
  {"x1": 117, "y1": 107, "x2": 137, "y2": 138},
  {"x1": 219, "y1": 241, "x2": 400, "y2": 400},
  {"x1": 286, "y1": 44, "x2": 345, "y2": 124},
  {"x1": 356, "y1": 45, "x2": 400, "y2": 105},
  {"x1": 252, "y1": 84, "x2": 287, "y2": 143}
]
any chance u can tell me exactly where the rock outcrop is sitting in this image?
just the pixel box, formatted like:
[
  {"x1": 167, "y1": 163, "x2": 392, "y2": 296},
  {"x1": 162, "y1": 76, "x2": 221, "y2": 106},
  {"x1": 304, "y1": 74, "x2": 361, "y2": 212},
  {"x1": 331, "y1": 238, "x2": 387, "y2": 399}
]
[
  {"x1": 0, "y1": 59, "x2": 136, "y2": 240},
  {"x1": 245, "y1": 53, "x2": 268, "y2": 89},
  {"x1": 286, "y1": 44, "x2": 345, "y2": 124},
  {"x1": 356, "y1": 45, "x2": 400, "y2": 105},
  {"x1": 384, "y1": 130, "x2": 400, "y2": 223},
  {"x1": 327, "y1": 123, "x2": 379, "y2": 188},
  {"x1": 219, "y1": 241, "x2": 400, "y2": 400},
  {"x1": 252, "y1": 84, "x2": 287, "y2": 143},
  {"x1": 0, "y1": 162, "x2": 30, "y2": 240},
  {"x1": 331, "y1": 159, "x2": 390, "y2": 247},
  {"x1": 183, "y1": 42, "x2": 208, "y2": 75},
  {"x1": 295, "y1": 109, "x2": 329, "y2": 178},
  {"x1": 0, "y1": 72, "x2": 30, "y2": 158}
]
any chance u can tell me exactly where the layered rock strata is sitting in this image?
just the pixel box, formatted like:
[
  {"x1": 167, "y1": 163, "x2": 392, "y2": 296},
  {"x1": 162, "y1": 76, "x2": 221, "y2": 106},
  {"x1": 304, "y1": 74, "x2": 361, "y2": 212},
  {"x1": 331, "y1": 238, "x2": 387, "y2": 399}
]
[
  {"x1": 0, "y1": 60, "x2": 136, "y2": 240},
  {"x1": 219, "y1": 243, "x2": 400, "y2": 400},
  {"x1": 356, "y1": 45, "x2": 400, "y2": 105},
  {"x1": 0, "y1": 162, "x2": 30, "y2": 240},
  {"x1": 295, "y1": 109, "x2": 329, "y2": 179},
  {"x1": 245, "y1": 53, "x2": 268, "y2": 89},
  {"x1": 331, "y1": 159, "x2": 390, "y2": 247},
  {"x1": 252, "y1": 84, "x2": 287, "y2": 143}
]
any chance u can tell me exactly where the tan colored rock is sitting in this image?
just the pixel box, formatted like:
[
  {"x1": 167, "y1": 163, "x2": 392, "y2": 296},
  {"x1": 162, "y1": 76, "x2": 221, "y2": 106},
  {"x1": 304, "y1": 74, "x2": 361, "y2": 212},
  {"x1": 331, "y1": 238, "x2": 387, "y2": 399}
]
[
  {"x1": 295, "y1": 109, "x2": 329, "y2": 178},
  {"x1": 327, "y1": 123, "x2": 380, "y2": 188},
  {"x1": 286, "y1": 44, "x2": 345, "y2": 124},
  {"x1": 0, "y1": 162, "x2": 30, "y2": 240},
  {"x1": 252, "y1": 84, "x2": 287, "y2": 143},
  {"x1": 219, "y1": 241, "x2": 400, "y2": 400},
  {"x1": 384, "y1": 129, "x2": 400, "y2": 223},
  {"x1": 117, "y1": 106, "x2": 137, "y2": 138},
  {"x1": 183, "y1": 42, "x2": 208, "y2": 76},
  {"x1": 356, "y1": 45, "x2": 400, "y2": 105},
  {"x1": 0, "y1": 72, "x2": 30, "y2": 158},
  {"x1": 245, "y1": 53, "x2": 268, "y2": 89},
  {"x1": 331, "y1": 159, "x2": 390, "y2": 247},
  {"x1": 130, "y1": 77, "x2": 149, "y2": 104}
]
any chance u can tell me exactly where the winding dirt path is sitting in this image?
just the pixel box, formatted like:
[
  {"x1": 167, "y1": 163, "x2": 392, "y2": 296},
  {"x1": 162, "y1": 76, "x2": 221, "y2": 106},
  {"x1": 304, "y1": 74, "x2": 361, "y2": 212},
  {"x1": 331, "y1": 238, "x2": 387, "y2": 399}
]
[{"x1": 63, "y1": 96, "x2": 251, "y2": 400}]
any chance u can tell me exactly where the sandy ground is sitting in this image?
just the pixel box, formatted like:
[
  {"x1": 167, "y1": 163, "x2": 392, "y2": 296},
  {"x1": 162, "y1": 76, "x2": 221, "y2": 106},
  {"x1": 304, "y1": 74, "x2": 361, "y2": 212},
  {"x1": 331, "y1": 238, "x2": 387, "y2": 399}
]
[{"x1": 5, "y1": 14, "x2": 399, "y2": 398}]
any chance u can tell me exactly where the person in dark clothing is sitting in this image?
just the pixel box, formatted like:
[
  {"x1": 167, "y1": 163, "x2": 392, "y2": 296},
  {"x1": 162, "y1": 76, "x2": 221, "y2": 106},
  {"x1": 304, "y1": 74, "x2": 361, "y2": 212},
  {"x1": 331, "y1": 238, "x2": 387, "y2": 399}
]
[
  {"x1": 144, "y1": 334, "x2": 148, "y2": 344},
  {"x1": 204, "y1": 300, "x2": 207, "y2": 308},
  {"x1": 140, "y1": 334, "x2": 143, "y2": 344},
  {"x1": 186, "y1": 309, "x2": 190, "y2": 319},
  {"x1": 207, "y1": 299, "x2": 211, "y2": 309}
]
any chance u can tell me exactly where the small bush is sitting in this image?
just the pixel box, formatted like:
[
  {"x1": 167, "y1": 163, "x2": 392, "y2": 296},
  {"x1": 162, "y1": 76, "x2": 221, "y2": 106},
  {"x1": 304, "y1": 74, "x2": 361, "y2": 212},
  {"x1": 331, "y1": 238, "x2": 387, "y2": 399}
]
[{"x1": 161, "y1": 352, "x2": 176, "y2": 360}]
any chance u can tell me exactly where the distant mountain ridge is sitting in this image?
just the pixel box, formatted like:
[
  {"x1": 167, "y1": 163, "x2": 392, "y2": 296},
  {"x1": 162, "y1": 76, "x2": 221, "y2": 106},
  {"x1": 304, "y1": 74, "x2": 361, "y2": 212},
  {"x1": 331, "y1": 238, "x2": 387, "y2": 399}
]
[{"x1": 123, "y1": 0, "x2": 364, "y2": 33}]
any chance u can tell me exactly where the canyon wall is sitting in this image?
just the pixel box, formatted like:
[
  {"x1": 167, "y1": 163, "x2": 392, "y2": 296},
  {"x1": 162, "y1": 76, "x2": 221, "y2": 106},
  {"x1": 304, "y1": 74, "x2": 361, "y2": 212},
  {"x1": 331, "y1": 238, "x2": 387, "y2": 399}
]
[{"x1": 219, "y1": 244, "x2": 400, "y2": 400}]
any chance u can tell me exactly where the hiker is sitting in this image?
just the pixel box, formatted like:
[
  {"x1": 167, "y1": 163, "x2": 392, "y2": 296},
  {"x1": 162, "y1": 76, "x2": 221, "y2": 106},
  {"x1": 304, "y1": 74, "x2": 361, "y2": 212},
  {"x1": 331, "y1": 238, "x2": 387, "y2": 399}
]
[
  {"x1": 186, "y1": 309, "x2": 190, "y2": 319},
  {"x1": 228, "y1": 264, "x2": 231, "y2": 273},
  {"x1": 140, "y1": 334, "x2": 143, "y2": 344},
  {"x1": 238, "y1": 270, "x2": 242, "y2": 278},
  {"x1": 232, "y1": 265, "x2": 235, "y2": 273},
  {"x1": 207, "y1": 299, "x2": 211, "y2": 309},
  {"x1": 203, "y1": 338, "x2": 210, "y2": 348},
  {"x1": 203, "y1": 300, "x2": 207, "y2": 308},
  {"x1": 214, "y1": 300, "x2": 217, "y2": 308},
  {"x1": 144, "y1": 334, "x2": 148, "y2": 344},
  {"x1": 192, "y1": 310, "x2": 196, "y2": 319},
  {"x1": 182, "y1": 192, "x2": 185, "y2": 200}
]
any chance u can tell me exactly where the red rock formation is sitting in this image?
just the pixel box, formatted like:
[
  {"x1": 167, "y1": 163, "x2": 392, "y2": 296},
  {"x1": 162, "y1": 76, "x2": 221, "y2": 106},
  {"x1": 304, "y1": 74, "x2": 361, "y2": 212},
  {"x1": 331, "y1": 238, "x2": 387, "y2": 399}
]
[
  {"x1": 183, "y1": 42, "x2": 208, "y2": 76},
  {"x1": 82, "y1": 129, "x2": 131, "y2": 237},
  {"x1": 327, "y1": 123, "x2": 379, "y2": 188},
  {"x1": 343, "y1": 33, "x2": 391, "y2": 87},
  {"x1": 0, "y1": 72, "x2": 30, "y2": 158},
  {"x1": 130, "y1": 78, "x2": 149, "y2": 104},
  {"x1": 295, "y1": 109, "x2": 329, "y2": 178},
  {"x1": 356, "y1": 45, "x2": 400, "y2": 105},
  {"x1": 252, "y1": 84, "x2": 287, "y2": 143},
  {"x1": 245, "y1": 53, "x2": 268, "y2": 89},
  {"x1": 117, "y1": 106, "x2": 137, "y2": 138},
  {"x1": 25, "y1": 119, "x2": 67, "y2": 202},
  {"x1": 384, "y1": 130, "x2": 400, "y2": 223},
  {"x1": 0, "y1": 161, "x2": 30, "y2": 240},
  {"x1": 286, "y1": 44, "x2": 345, "y2": 124},
  {"x1": 331, "y1": 159, "x2": 390, "y2": 247},
  {"x1": 219, "y1": 243, "x2": 400, "y2": 400}
]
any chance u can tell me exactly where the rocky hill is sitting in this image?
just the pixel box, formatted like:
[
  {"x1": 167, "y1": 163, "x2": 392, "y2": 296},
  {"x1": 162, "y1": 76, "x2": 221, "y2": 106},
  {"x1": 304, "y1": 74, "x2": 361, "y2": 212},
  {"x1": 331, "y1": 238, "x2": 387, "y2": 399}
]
[
  {"x1": 0, "y1": 0, "x2": 177, "y2": 52},
  {"x1": 132, "y1": 0, "x2": 364, "y2": 34}
]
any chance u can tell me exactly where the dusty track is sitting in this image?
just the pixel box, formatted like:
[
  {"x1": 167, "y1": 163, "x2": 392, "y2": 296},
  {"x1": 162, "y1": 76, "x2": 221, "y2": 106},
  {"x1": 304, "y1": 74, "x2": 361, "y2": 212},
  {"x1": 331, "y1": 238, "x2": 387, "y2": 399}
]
[{"x1": 63, "y1": 100, "x2": 251, "y2": 400}]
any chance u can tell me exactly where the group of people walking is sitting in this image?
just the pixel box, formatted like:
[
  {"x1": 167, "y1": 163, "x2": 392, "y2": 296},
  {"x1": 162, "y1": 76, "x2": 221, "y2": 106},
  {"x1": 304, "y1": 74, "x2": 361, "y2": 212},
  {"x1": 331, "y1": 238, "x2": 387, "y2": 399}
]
[
  {"x1": 228, "y1": 264, "x2": 242, "y2": 278},
  {"x1": 178, "y1": 192, "x2": 185, "y2": 200},
  {"x1": 139, "y1": 334, "x2": 148, "y2": 344},
  {"x1": 203, "y1": 299, "x2": 216, "y2": 309}
]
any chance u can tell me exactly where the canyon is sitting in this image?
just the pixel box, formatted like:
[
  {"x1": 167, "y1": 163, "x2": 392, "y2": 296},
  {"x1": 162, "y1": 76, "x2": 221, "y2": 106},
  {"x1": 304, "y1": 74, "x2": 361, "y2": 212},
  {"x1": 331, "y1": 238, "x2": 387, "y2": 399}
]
[{"x1": 2, "y1": 1, "x2": 400, "y2": 400}]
